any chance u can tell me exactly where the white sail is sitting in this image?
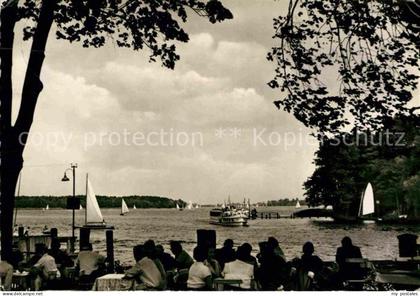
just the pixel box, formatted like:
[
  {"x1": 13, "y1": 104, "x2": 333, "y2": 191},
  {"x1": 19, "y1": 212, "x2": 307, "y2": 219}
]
[
  {"x1": 187, "y1": 201, "x2": 193, "y2": 210},
  {"x1": 195, "y1": 204, "x2": 199, "y2": 209},
  {"x1": 295, "y1": 200, "x2": 301, "y2": 209},
  {"x1": 176, "y1": 203, "x2": 180, "y2": 209},
  {"x1": 86, "y1": 177, "x2": 104, "y2": 224},
  {"x1": 79, "y1": 204, "x2": 83, "y2": 210},
  {"x1": 359, "y1": 183, "x2": 375, "y2": 216},
  {"x1": 133, "y1": 204, "x2": 136, "y2": 210},
  {"x1": 121, "y1": 199, "x2": 129, "y2": 215},
  {"x1": 46, "y1": 204, "x2": 49, "y2": 210}
]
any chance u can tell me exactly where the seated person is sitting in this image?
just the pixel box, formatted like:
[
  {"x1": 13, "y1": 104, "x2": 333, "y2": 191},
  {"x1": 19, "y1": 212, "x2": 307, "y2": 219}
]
[
  {"x1": 336, "y1": 236, "x2": 363, "y2": 281},
  {"x1": 291, "y1": 242, "x2": 324, "y2": 291},
  {"x1": 300, "y1": 242, "x2": 323, "y2": 275},
  {"x1": 75, "y1": 243, "x2": 106, "y2": 282},
  {"x1": 27, "y1": 243, "x2": 45, "y2": 267},
  {"x1": 49, "y1": 240, "x2": 73, "y2": 268},
  {"x1": 124, "y1": 244, "x2": 166, "y2": 290},
  {"x1": 215, "y1": 239, "x2": 236, "y2": 269},
  {"x1": 170, "y1": 241, "x2": 193, "y2": 270},
  {"x1": 187, "y1": 247, "x2": 212, "y2": 290},
  {"x1": 204, "y1": 247, "x2": 221, "y2": 278},
  {"x1": 10, "y1": 243, "x2": 24, "y2": 270},
  {"x1": 267, "y1": 237, "x2": 286, "y2": 260},
  {"x1": 222, "y1": 245, "x2": 255, "y2": 290},
  {"x1": 238, "y1": 243, "x2": 258, "y2": 273},
  {"x1": 156, "y1": 245, "x2": 176, "y2": 271},
  {"x1": 33, "y1": 244, "x2": 59, "y2": 290},
  {"x1": 257, "y1": 243, "x2": 288, "y2": 291},
  {"x1": 0, "y1": 261, "x2": 14, "y2": 291},
  {"x1": 143, "y1": 240, "x2": 167, "y2": 289}
]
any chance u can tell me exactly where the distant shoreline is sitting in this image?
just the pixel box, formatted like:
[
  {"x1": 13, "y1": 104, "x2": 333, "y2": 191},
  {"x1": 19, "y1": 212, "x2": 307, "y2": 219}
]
[{"x1": 15, "y1": 195, "x2": 186, "y2": 209}]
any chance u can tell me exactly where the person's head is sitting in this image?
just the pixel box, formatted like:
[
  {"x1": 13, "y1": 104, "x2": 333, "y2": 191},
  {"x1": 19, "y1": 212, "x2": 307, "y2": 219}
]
[
  {"x1": 258, "y1": 241, "x2": 267, "y2": 253},
  {"x1": 144, "y1": 240, "x2": 156, "y2": 259},
  {"x1": 223, "y1": 239, "x2": 234, "y2": 249},
  {"x1": 35, "y1": 243, "x2": 47, "y2": 256},
  {"x1": 241, "y1": 243, "x2": 252, "y2": 256},
  {"x1": 207, "y1": 247, "x2": 216, "y2": 260},
  {"x1": 133, "y1": 244, "x2": 146, "y2": 262},
  {"x1": 156, "y1": 245, "x2": 164, "y2": 256},
  {"x1": 303, "y1": 242, "x2": 315, "y2": 256},
  {"x1": 170, "y1": 241, "x2": 182, "y2": 256},
  {"x1": 236, "y1": 245, "x2": 249, "y2": 262},
  {"x1": 193, "y1": 246, "x2": 207, "y2": 262},
  {"x1": 267, "y1": 237, "x2": 279, "y2": 248},
  {"x1": 341, "y1": 236, "x2": 353, "y2": 248}
]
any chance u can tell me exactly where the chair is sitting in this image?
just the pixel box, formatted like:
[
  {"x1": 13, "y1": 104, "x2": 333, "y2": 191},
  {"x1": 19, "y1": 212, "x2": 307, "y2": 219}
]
[{"x1": 343, "y1": 258, "x2": 375, "y2": 290}]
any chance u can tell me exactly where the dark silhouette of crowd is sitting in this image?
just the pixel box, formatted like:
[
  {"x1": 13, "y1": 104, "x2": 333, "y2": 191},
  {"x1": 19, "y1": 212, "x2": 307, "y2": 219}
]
[
  {"x1": 0, "y1": 235, "x2": 370, "y2": 291},
  {"x1": 120, "y1": 235, "x2": 368, "y2": 291}
]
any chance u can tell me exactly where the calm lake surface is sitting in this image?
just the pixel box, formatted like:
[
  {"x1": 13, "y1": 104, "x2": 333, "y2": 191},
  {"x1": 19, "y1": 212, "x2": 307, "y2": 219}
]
[{"x1": 15, "y1": 207, "x2": 420, "y2": 265}]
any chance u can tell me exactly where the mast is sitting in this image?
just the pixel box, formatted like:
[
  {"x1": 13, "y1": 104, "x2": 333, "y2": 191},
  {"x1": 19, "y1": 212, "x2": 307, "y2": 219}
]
[
  {"x1": 358, "y1": 188, "x2": 364, "y2": 217},
  {"x1": 85, "y1": 173, "x2": 88, "y2": 225},
  {"x1": 13, "y1": 172, "x2": 22, "y2": 227}
]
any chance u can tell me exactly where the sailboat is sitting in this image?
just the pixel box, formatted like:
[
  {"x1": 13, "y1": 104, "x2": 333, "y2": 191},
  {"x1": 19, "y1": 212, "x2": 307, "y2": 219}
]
[
  {"x1": 358, "y1": 183, "x2": 375, "y2": 221},
  {"x1": 121, "y1": 199, "x2": 129, "y2": 216},
  {"x1": 295, "y1": 200, "x2": 301, "y2": 209},
  {"x1": 187, "y1": 201, "x2": 193, "y2": 210},
  {"x1": 84, "y1": 174, "x2": 111, "y2": 229},
  {"x1": 45, "y1": 204, "x2": 49, "y2": 210},
  {"x1": 195, "y1": 204, "x2": 199, "y2": 209},
  {"x1": 79, "y1": 204, "x2": 83, "y2": 210},
  {"x1": 133, "y1": 204, "x2": 137, "y2": 210}
]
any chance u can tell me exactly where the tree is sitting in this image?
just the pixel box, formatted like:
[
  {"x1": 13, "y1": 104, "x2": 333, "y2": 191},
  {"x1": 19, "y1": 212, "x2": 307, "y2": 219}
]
[
  {"x1": 304, "y1": 114, "x2": 420, "y2": 221},
  {"x1": 0, "y1": 0, "x2": 232, "y2": 258},
  {"x1": 268, "y1": 0, "x2": 419, "y2": 136}
]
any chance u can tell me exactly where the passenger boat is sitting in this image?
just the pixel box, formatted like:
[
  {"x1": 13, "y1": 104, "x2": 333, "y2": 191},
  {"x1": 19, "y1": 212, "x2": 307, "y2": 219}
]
[{"x1": 209, "y1": 206, "x2": 249, "y2": 226}]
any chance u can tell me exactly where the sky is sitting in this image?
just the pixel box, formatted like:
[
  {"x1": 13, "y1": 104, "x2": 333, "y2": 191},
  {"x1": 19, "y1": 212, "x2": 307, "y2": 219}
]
[{"x1": 12, "y1": 0, "x2": 323, "y2": 203}]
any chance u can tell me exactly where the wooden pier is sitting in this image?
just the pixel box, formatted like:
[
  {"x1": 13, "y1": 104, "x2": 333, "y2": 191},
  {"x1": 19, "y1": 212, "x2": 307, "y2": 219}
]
[
  {"x1": 253, "y1": 208, "x2": 334, "y2": 220},
  {"x1": 257, "y1": 212, "x2": 294, "y2": 219}
]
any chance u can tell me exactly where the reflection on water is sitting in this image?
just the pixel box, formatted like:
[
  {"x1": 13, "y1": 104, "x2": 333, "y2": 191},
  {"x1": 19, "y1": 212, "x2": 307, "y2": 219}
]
[{"x1": 14, "y1": 207, "x2": 420, "y2": 265}]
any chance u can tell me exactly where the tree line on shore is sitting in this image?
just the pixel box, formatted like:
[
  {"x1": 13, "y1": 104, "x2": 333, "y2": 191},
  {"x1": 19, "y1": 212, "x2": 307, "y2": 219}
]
[
  {"x1": 14, "y1": 195, "x2": 187, "y2": 209},
  {"x1": 264, "y1": 199, "x2": 307, "y2": 207},
  {"x1": 304, "y1": 114, "x2": 420, "y2": 220}
]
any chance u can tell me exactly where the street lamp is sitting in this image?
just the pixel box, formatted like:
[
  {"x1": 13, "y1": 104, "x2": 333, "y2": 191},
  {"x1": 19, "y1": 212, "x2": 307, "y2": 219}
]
[{"x1": 62, "y1": 163, "x2": 78, "y2": 252}]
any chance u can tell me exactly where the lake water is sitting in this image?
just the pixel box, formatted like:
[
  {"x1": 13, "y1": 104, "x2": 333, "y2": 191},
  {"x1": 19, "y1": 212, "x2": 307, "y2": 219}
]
[{"x1": 14, "y1": 207, "x2": 420, "y2": 265}]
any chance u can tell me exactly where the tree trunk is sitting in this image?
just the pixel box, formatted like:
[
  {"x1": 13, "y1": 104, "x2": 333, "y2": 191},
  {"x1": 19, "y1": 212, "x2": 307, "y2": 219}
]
[
  {"x1": 1, "y1": 0, "x2": 55, "y2": 259},
  {"x1": 0, "y1": 131, "x2": 23, "y2": 259},
  {"x1": 0, "y1": 1, "x2": 18, "y2": 260}
]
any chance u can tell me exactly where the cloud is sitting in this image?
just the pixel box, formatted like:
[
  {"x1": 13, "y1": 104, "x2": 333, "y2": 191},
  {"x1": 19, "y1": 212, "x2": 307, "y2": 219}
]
[
  {"x1": 174, "y1": 87, "x2": 271, "y2": 126},
  {"x1": 13, "y1": 2, "x2": 319, "y2": 201}
]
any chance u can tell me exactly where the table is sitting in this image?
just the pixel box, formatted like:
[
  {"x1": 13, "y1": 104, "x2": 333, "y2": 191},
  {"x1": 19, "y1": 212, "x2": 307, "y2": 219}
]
[
  {"x1": 376, "y1": 271, "x2": 420, "y2": 287},
  {"x1": 213, "y1": 278, "x2": 243, "y2": 291},
  {"x1": 12, "y1": 271, "x2": 30, "y2": 290},
  {"x1": 92, "y1": 274, "x2": 134, "y2": 291}
]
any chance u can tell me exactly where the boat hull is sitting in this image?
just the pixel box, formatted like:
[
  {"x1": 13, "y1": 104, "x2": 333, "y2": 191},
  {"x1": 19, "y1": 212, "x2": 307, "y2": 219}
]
[
  {"x1": 209, "y1": 219, "x2": 248, "y2": 227},
  {"x1": 209, "y1": 208, "x2": 249, "y2": 227}
]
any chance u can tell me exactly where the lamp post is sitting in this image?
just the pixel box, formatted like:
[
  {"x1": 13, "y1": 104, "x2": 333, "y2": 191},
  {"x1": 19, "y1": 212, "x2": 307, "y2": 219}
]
[{"x1": 62, "y1": 163, "x2": 78, "y2": 252}]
